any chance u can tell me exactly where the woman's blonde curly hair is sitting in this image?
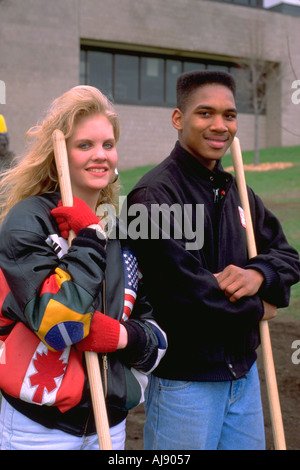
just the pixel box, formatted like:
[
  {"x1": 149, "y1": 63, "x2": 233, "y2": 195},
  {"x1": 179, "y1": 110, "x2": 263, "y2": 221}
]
[{"x1": 0, "y1": 85, "x2": 120, "y2": 224}]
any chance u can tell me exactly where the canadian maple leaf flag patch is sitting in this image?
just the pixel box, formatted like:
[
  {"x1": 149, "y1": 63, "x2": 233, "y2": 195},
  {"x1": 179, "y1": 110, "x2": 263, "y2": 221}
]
[{"x1": 20, "y1": 342, "x2": 70, "y2": 407}]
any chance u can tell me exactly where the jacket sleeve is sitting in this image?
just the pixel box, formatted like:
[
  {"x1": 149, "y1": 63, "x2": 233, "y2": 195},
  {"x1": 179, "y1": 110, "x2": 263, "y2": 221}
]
[
  {"x1": 0, "y1": 199, "x2": 107, "y2": 351},
  {"x1": 118, "y1": 271, "x2": 167, "y2": 374},
  {"x1": 245, "y1": 189, "x2": 300, "y2": 308}
]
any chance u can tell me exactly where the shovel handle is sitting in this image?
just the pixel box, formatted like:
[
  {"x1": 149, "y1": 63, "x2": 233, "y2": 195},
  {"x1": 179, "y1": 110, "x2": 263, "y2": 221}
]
[{"x1": 52, "y1": 129, "x2": 112, "y2": 450}]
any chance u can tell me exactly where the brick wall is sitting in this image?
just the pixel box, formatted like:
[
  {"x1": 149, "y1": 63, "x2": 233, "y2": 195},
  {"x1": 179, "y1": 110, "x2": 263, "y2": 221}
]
[{"x1": 0, "y1": 0, "x2": 299, "y2": 169}]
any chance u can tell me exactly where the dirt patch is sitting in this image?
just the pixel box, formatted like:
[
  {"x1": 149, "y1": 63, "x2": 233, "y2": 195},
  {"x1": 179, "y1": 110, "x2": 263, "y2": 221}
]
[
  {"x1": 225, "y1": 162, "x2": 293, "y2": 172},
  {"x1": 125, "y1": 318, "x2": 300, "y2": 450},
  {"x1": 258, "y1": 318, "x2": 300, "y2": 450}
]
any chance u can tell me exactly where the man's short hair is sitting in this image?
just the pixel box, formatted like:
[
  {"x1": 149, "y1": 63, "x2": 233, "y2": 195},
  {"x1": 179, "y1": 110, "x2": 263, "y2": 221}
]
[{"x1": 176, "y1": 70, "x2": 236, "y2": 111}]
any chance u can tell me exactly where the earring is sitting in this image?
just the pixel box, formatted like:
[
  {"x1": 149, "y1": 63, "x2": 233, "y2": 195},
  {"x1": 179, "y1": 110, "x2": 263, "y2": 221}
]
[{"x1": 111, "y1": 168, "x2": 119, "y2": 184}]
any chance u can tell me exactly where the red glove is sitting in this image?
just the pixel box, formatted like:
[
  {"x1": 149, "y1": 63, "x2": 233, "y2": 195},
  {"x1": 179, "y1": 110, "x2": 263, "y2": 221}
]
[
  {"x1": 51, "y1": 197, "x2": 101, "y2": 238},
  {"x1": 76, "y1": 311, "x2": 120, "y2": 353}
]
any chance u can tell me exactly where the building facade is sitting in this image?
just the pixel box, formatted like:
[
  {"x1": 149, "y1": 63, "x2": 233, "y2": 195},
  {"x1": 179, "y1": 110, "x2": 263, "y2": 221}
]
[{"x1": 0, "y1": 0, "x2": 299, "y2": 169}]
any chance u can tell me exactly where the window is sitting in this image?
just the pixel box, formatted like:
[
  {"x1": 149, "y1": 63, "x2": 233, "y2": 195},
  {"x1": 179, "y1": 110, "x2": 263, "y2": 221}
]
[
  {"x1": 210, "y1": 0, "x2": 263, "y2": 7},
  {"x1": 230, "y1": 67, "x2": 252, "y2": 113},
  {"x1": 183, "y1": 62, "x2": 205, "y2": 73},
  {"x1": 141, "y1": 57, "x2": 164, "y2": 104},
  {"x1": 166, "y1": 60, "x2": 182, "y2": 105},
  {"x1": 80, "y1": 50, "x2": 113, "y2": 98},
  {"x1": 80, "y1": 46, "x2": 265, "y2": 114},
  {"x1": 115, "y1": 54, "x2": 139, "y2": 102}
]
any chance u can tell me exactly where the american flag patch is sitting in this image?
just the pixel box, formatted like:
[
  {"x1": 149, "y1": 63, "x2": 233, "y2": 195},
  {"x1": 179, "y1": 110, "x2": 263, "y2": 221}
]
[{"x1": 121, "y1": 249, "x2": 141, "y2": 322}]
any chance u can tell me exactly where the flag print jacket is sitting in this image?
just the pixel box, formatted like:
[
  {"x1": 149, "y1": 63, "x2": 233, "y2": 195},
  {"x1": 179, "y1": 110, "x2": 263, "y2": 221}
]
[{"x1": 0, "y1": 192, "x2": 167, "y2": 436}]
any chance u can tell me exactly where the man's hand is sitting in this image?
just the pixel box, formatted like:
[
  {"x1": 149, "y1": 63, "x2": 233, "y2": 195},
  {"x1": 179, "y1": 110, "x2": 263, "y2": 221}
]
[
  {"x1": 214, "y1": 265, "x2": 277, "y2": 321},
  {"x1": 261, "y1": 301, "x2": 277, "y2": 321},
  {"x1": 214, "y1": 265, "x2": 264, "y2": 303}
]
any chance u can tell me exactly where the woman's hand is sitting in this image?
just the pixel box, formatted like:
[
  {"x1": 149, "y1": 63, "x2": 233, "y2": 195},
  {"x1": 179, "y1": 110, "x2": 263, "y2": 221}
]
[
  {"x1": 51, "y1": 197, "x2": 101, "y2": 238},
  {"x1": 76, "y1": 311, "x2": 121, "y2": 353}
]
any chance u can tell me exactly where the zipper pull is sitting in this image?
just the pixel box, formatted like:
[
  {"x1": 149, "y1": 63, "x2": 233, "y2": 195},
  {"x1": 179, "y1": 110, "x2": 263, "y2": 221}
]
[
  {"x1": 213, "y1": 188, "x2": 219, "y2": 203},
  {"x1": 102, "y1": 353, "x2": 108, "y2": 370},
  {"x1": 102, "y1": 353, "x2": 108, "y2": 398}
]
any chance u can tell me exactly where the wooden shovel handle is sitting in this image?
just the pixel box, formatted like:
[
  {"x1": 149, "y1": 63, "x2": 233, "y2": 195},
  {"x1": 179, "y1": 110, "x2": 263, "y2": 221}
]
[
  {"x1": 230, "y1": 137, "x2": 286, "y2": 450},
  {"x1": 52, "y1": 129, "x2": 112, "y2": 450}
]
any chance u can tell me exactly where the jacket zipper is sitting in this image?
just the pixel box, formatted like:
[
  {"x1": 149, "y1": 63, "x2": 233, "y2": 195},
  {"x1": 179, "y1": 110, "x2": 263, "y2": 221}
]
[
  {"x1": 102, "y1": 278, "x2": 108, "y2": 398},
  {"x1": 102, "y1": 353, "x2": 108, "y2": 398},
  {"x1": 83, "y1": 410, "x2": 92, "y2": 435}
]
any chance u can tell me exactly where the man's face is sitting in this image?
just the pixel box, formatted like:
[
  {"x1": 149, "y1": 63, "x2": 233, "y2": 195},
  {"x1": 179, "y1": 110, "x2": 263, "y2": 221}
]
[{"x1": 172, "y1": 84, "x2": 237, "y2": 170}]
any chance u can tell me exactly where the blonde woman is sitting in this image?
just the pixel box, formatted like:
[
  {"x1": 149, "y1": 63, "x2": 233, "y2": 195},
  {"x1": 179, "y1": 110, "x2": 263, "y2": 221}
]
[{"x1": 0, "y1": 86, "x2": 167, "y2": 450}]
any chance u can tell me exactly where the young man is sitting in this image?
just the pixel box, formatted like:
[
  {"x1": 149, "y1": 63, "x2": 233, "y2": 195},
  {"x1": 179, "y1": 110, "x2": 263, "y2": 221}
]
[{"x1": 124, "y1": 71, "x2": 300, "y2": 450}]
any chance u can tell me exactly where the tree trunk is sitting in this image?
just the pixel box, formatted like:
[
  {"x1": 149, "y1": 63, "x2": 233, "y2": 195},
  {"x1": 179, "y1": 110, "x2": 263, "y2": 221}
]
[{"x1": 254, "y1": 113, "x2": 260, "y2": 166}]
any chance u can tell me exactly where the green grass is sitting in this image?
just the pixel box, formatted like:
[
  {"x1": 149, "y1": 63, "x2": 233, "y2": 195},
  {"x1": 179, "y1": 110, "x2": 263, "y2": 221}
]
[
  {"x1": 119, "y1": 145, "x2": 300, "y2": 320},
  {"x1": 119, "y1": 164, "x2": 155, "y2": 195}
]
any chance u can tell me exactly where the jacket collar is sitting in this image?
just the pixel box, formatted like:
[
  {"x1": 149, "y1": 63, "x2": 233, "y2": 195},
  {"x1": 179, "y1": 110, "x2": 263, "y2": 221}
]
[{"x1": 171, "y1": 141, "x2": 232, "y2": 184}]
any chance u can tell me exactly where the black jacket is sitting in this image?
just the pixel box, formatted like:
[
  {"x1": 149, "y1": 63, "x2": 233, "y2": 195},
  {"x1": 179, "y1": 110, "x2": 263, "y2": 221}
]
[
  {"x1": 0, "y1": 192, "x2": 167, "y2": 436},
  {"x1": 125, "y1": 141, "x2": 300, "y2": 381}
]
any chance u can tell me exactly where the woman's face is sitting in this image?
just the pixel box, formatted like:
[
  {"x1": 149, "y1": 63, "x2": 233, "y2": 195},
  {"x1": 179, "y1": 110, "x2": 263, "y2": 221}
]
[{"x1": 66, "y1": 113, "x2": 118, "y2": 207}]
